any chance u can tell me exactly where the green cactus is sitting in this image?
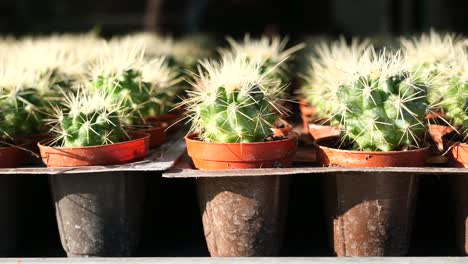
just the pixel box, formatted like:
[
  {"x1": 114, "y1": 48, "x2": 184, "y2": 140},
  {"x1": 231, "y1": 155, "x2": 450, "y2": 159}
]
[
  {"x1": 438, "y1": 51, "x2": 468, "y2": 142},
  {"x1": 49, "y1": 89, "x2": 126, "y2": 147},
  {"x1": 0, "y1": 88, "x2": 42, "y2": 142},
  {"x1": 333, "y1": 50, "x2": 429, "y2": 151},
  {"x1": 185, "y1": 55, "x2": 285, "y2": 143}
]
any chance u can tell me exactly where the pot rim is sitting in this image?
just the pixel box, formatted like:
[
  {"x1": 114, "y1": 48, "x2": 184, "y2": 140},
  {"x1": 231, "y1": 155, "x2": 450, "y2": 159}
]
[
  {"x1": 0, "y1": 138, "x2": 30, "y2": 150},
  {"x1": 315, "y1": 136, "x2": 431, "y2": 155},
  {"x1": 185, "y1": 131, "x2": 297, "y2": 146},
  {"x1": 37, "y1": 131, "x2": 150, "y2": 150}
]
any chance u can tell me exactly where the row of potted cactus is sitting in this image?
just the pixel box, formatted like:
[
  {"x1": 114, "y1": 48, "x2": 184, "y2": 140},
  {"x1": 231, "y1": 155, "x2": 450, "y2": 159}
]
[{"x1": 299, "y1": 31, "x2": 467, "y2": 256}]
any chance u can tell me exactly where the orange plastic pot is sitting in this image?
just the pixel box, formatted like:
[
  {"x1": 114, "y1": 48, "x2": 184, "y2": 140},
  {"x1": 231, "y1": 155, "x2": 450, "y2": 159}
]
[
  {"x1": 0, "y1": 139, "x2": 29, "y2": 168},
  {"x1": 315, "y1": 136, "x2": 430, "y2": 167},
  {"x1": 308, "y1": 123, "x2": 340, "y2": 141},
  {"x1": 299, "y1": 99, "x2": 317, "y2": 133},
  {"x1": 445, "y1": 141, "x2": 468, "y2": 168},
  {"x1": 38, "y1": 132, "x2": 149, "y2": 168},
  {"x1": 185, "y1": 133, "x2": 297, "y2": 170}
]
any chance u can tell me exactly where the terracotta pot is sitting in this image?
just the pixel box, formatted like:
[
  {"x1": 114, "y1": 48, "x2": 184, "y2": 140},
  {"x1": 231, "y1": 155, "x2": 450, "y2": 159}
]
[
  {"x1": 185, "y1": 133, "x2": 297, "y2": 170},
  {"x1": 445, "y1": 140, "x2": 468, "y2": 168},
  {"x1": 38, "y1": 132, "x2": 149, "y2": 168},
  {"x1": 130, "y1": 124, "x2": 166, "y2": 148},
  {"x1": 315, "y1": 136, "x2": 430, "y2": 167},
  {"x1": 428, "y1": 124, "x2": 453, "y2": 151},
  {"x1": 0, "y1": 139, "x2": 29, "y2": 168},
  {"x1": 316, "y1": 136, "x2": 427, "y2": 256},
  {"x1": 308, "y1": 123, "x2": 340, "y2": 141},
  {"x1": 299, "y1": 99, "x2": 317, "y2": 133}
]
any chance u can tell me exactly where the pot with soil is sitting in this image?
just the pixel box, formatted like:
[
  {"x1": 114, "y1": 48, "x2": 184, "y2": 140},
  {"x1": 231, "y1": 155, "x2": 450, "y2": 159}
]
[
  {"x1": 315, "y1": 48, "x2": 431, "y2": 256},
  {"x1": 41, "y1": 89, "x2": 149, "y2": 257},
  {"x1": 182, "y1": 54, "x2": 297, "y2": 256}
]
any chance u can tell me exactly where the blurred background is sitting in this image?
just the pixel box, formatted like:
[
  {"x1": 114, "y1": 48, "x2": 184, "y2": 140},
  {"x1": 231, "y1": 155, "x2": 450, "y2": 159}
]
[{"x1": 1, "y1": 0, "x2": 467, "y2": 37}]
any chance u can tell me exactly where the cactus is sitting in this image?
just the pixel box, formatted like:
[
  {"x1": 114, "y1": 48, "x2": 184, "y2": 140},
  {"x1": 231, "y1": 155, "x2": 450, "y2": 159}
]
[
  {"x1": 302, "y1": 38, "x2": 370, "y2": 121},
  {"x1": 400, "y1": 31, "x2": 466, "y2": 105},
  {"x1": 184, "y1": 55, "x2": 286, "y2": 143},
  {"x1": 438, "y1": 48, "x2": 468, "y2": 142},
  {"x1": 48, "y1": 89, "x2": 127, "y2": 147},
  {"x1": 225, "y1": 35, "x2": 304, "y2": 84},
  {"x1": 332, "y1": 49, "x2": 429, "y2": 151},
  {"x1": 0, "y1": 67, "x2": 42, "y2": 142}
]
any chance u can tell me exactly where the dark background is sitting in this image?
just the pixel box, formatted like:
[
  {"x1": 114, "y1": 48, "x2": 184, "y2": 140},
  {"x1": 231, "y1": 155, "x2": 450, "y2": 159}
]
[
  {"x1": 3, "y1": 0, "x2": 466, "y2": 257},
  {"x1": 1, "y1": 0, "x2": 467, "y2": 37}
]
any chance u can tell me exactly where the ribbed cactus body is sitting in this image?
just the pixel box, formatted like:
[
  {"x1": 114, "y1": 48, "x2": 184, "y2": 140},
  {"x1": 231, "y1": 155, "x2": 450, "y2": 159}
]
[
  {"x1": 337, "y1": 74, "x2": 428, "y2": 151},
  {"x1": 60, "y1": 110, "x2": 125, "y2": 147},
  {"x1": 198, "y1": 86, "x2": 278, "y2": 143}
]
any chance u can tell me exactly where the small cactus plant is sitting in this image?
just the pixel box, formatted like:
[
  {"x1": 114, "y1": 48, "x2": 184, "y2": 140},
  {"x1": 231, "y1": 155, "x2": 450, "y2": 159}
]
[
  {"x1": 332, "y1": 49, "x2": 430, "y2": 151},
  {"x1": 184, "y1": 55, "x2": 286, "y2": 143},
  {"x1": 438, "y1": 48, "x2": 468, "y2": 142},
  {"x1": 224, "y1": 35, "x2": 304, "y2": 84},
  {"x1": 0, "y1": 67, "x2": 42, "y2": 143},
  {"x1": 48, "y1": 89, "x2": 127, "y2": 147}
]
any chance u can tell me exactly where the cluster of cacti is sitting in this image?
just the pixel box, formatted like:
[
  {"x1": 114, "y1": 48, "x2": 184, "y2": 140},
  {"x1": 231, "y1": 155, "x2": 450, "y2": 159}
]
[
  {"x1": 332, "y1": 49, "x2": 429, "y2": 151},
  {"x1": 302, "y1": 38, "x2": 370, "y2": 121},
  {"x1": 184, "y1": 55, "x2": 286, "y2": 143},
  {"x1": 49, "y1": 89, "x2": 127, "y2": 147}
]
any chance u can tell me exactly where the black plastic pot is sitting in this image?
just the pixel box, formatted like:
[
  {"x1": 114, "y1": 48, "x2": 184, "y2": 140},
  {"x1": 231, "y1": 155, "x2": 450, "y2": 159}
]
[
  {"x1": 49, "y1": 172, "x2": 147, "y2": 257},
  {"x1": 196, "y1": 176, "x2": 289, "y2": 257},
  {"x1": 322, "y1": 172, "x2": 419, "y2": 256},
  {"x1": 0, "y1": 175, "x2": 21, "y2": 256}
]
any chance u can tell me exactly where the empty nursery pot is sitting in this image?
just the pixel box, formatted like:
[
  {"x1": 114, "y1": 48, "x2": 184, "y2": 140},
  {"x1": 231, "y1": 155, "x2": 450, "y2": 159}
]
[
  {"x1": 0, "y1": 139, "x2": 29, "y2": 168},
  {"x1": 197, "y1": 176, "x2": 289, "y2": 257},
  {"x1": 316, "y1": 136, "x2": 428, "y2": 256},
  {"x1": 186, "y1": 132, "x2": 297, "y2": 256},
  {"x1": 299, "y1": 99, "x2": 317, "y2": 133},
  {"x1": 49, "y1": 172, "x2": 147, "y2": 257},
  {"x1": 185, "y1": 132, "x2": 297, "y2": 170},
  {"x1": 38, "y1": 132, "x2": 149, "y2": 167},
  {"x1": 428, "y1": 124, "x2": 453, "y2": 151}
]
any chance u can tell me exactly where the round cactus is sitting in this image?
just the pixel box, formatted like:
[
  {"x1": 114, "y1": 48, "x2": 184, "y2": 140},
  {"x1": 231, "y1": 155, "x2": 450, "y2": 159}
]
[
  {"x1": 49, "y1": 89, "x2": 126, "y2": 147},
  {"x1": 332, "y1": 49, "x2": 429, "y2": 151},
  {"x1": 184, "y1": 55, "x2": 286, "y2": 143}
]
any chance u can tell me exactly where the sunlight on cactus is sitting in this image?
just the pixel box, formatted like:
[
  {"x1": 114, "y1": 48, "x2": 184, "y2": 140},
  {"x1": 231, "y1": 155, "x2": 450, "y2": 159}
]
[
  {"x1": 47, "y1": 88, "x2": 127, "y2": 147},
  {"x1": 332, "y1": 48, "x2": 431, "y2": 151},
  {"x1": 183, "y1": 54, "x2": 287, "y2": 143}
]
